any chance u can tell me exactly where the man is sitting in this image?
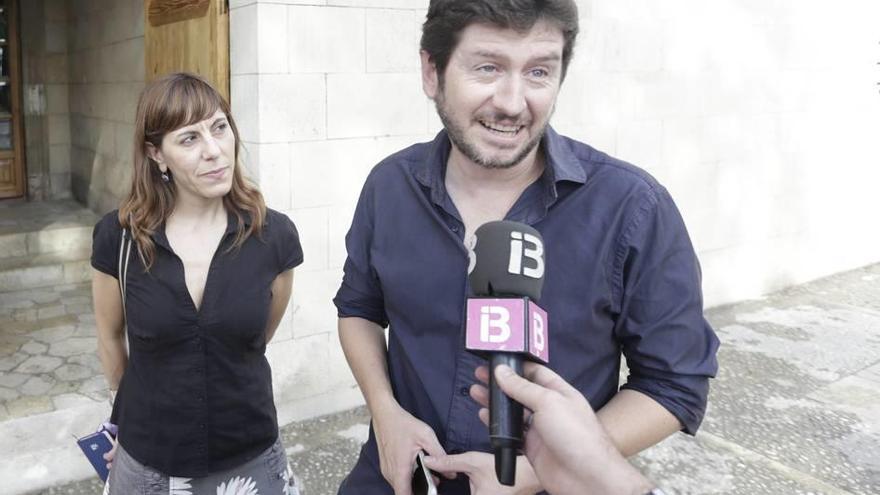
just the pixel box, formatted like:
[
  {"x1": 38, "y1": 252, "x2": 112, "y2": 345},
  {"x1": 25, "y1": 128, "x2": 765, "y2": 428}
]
[{"x1": 334, "y1": 1, "x2": 719, "y2": 494}]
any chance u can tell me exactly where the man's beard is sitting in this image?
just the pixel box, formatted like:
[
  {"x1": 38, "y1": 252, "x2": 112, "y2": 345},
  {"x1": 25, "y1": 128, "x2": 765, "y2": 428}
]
[{"x1": 434, "y1": 95, "x2": 549, "y2": 170}]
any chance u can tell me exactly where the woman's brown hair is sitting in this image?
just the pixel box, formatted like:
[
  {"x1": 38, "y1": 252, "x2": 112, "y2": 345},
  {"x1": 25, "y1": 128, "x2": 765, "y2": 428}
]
[{"x1": 119, "y1": 72, "x2": 266, "y2": 270}]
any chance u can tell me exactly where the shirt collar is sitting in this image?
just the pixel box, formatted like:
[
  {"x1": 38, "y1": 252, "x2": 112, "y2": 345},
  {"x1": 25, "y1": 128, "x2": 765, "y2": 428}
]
[
  {"x1": 413, "y1": 126, "x2": 587, "y2": 206},
  {"x1": 152, "y1": 208, "x2": 249, "y2": 252}
]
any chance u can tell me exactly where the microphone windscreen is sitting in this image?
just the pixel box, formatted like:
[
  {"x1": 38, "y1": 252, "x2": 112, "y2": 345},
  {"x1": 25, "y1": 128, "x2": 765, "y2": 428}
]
[{"x1": 469, "y1": 221, "x2": 545, "y2": 300}]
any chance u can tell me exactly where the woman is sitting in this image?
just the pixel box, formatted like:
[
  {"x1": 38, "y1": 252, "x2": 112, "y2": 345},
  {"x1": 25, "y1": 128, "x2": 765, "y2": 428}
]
[{"x1": 91, "y1": 73, "x2": 303, "y2": 494}]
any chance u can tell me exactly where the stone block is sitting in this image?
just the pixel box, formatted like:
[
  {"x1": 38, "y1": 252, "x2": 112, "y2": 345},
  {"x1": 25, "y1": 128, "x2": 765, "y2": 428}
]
[
  {"x1": 49, "y1": 174, "x2": 72, "y2": 199},
  {"x1": 365, "y1": 9, "x2": 421, "y2": 73},
  {"x1": 258, "y1": 74, "x2": 326, "y2": 143},
  {"x1": 20, "y1": 341, "x2": 48, "y2": 355},
  {"x1": 253, "y1": 143, "x2": 292, "y2": 211},
  {"x1": 49, "y1": 144, "x2": 72, "y2": 175},
  {"x1": 45, "y1": 54, "x2": 69, "y2": 84},
  {"x1": 0, "y1": 353, "x2": 27, "y2": 372},
  {"x1": 257, "y1": 3, "x2": 289, "y2": 74},
  {"x1": 288, "y1": 207, "x2": 329, "y2": 272},
  {"x1": 267, "y1": 333, "x2": 331, "y2": 402},
  {"x1": 52, "y1": 393, "x2": 100, "y2": 410},
  {"x1": 45, "y1": 0, "x2": 68, "y2": 22},
  {"x1": 26, "y1": 225, "x2": 92, "y2": 256},
  {"x1": 115, "y1": 123, "x2": 135, "y2": 163},
  {"x1": 289, "y1": 135, "x2": 419, "y2": 210},
  {"x1": 329, "y1": 203, "x2": 357, "y2": 269},
  {"x1": 289, "y1": 269, "x2": 343, "y2": 339},
  {"x1": 0, "y1": 265, "x2": 64, "y2": 292},
  {"x1": 48, "y1": 337, "x2": 95, "y2": 358},
  {"x1": 327, "y1": 73, "x2": 426, "y2": 139},
  {"x1": 0, "y1": 373, "x2": 28, "y2": 388},
  {"x1": 48, "y1": 115, "x2": 71, "y2": 146},
  {"x1": 0, "y1": 387, "x2": 18, "y2": 402},
  {"x1": 45, "y1": 21, "x2": 67, "y2": 54},
  {"x1": 288, "y1": 6, "x2": 365, "y2": 74},
  {"x1": 53, "y1": 364, "x2": 93, "y2": 382},
  {"x1": 6, "y1": 395, "x2": 53, "y2": 417},
  {"x1": 231, "y1": 75, "x2": 259, "y2": 143},
  {"x1": 0, "y1": 234, "x2": 28, "y2": 259},
  {"x1": 37, "y1": 304, "x2": 66, "y2": 321},
  {"x1": 601, "y1": 19, "x2": 664, "y2": 73},
  {"x1": 15, "y1": 356, "x2": 63, "y2": 375},
  {"x1": 230, "y1": 4, "x2": 257, "y2": 75},
  {"x1": 615, "y1": 119, "x2": 663, "y2": 172},
  {"x1": 46, "y1": 84, "x2": 70, "y2": 115}
]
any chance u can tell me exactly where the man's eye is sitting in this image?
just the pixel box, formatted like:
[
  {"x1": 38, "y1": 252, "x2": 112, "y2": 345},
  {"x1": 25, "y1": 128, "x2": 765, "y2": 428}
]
[
  {"x1": 181, "y1": 135, "x2": 196, "y2": 145},
  {"x1": 477, "y1": 65, "x2": 497, "y2": 73},
  {"x1": 529, "y1": 68, "x2": 549, "y2": 78}
]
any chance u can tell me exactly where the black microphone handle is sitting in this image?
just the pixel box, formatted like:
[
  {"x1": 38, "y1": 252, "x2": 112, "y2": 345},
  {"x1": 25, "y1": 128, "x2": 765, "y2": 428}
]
[{"x1": 489, "y1": 352, "x2": 525, "y2": 486}]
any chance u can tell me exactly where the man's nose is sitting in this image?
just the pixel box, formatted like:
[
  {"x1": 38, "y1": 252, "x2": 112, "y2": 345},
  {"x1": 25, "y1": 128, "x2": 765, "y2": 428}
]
[{"x1": 492, "y1": 75, "x2": 527, "y2": 117}]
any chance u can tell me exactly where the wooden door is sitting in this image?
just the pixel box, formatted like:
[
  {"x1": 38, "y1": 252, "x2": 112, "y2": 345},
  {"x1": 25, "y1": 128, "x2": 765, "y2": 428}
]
[
  {"x1": 144, "y1": 0, "x2": 229, "y2": 100},
  {"x1": 0, "y1": 0, "x2": 26, "y2": 199}
]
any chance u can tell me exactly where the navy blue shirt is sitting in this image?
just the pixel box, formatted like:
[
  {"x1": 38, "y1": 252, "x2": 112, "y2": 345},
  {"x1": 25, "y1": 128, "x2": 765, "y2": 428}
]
[
  {"x1": 334, "y1": 128, "x2": 719, "y2": 494},
  {"x1": 91, "y1": 208, "x2": 303, "y2": 477}
]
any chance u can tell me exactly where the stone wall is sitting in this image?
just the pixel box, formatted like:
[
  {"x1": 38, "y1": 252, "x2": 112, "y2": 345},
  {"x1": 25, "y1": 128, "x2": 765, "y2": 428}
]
[
  {"x1": 229, "y1": 0, "x2": 436, "y2": 423},
  {"x1": 19, "y1": 0, "x2": 71, "y2": 200},
  {"x1": 67, "y1": 0, "x2": 144, "y2": 213}
]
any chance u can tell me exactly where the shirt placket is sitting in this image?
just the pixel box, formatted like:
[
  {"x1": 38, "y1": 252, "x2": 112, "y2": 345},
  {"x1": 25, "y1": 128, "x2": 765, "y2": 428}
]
[{"x1": 444, "y1": 350, "x2": 483, "y2": 453}]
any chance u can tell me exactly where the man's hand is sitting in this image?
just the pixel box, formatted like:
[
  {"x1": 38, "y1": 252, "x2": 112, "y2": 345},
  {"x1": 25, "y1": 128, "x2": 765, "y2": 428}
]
[
  {"x1": 373, "y1": 402, "x2": 446, "y2": 495},
  {"x1": 424, "y1": 451, "x2": 539, "y2": 495}
]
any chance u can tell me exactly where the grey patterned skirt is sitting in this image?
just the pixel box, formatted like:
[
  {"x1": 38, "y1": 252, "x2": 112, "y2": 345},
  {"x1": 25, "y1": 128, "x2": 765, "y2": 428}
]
[{"x1": 105, "y1": 437, "x2": 301, "y2": 495}]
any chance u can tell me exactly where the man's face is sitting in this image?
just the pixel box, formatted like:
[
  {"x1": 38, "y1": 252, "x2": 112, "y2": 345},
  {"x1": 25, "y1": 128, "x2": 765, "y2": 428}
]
[{"x1": 422, "y1": 20, "x2": 565, "y2": 169}]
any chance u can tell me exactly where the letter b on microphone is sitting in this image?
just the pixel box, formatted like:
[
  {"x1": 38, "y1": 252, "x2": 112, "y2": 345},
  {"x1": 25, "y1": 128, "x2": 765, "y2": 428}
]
[{"x1": 466, "y1": 298, "x2": 549, "y2": 363}]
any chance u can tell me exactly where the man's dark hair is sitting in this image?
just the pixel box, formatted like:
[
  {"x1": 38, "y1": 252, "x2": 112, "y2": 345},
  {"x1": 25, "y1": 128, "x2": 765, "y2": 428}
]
[{"x1": 421, "y1": 0, "x2": 579, "y2": 82}]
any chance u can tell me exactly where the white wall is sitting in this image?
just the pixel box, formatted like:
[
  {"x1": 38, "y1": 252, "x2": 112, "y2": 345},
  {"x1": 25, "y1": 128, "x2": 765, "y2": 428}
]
[
  {"x1": 230, "y1": 0, "x2": 880, "y2": 421},
  {"x1": 230, "y1": 0, "x2": 437, "y2": 423}
]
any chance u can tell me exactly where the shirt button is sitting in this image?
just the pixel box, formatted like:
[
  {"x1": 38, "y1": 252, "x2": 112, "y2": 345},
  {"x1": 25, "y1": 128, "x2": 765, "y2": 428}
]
[
  {"x1": 459, "y1": 386, "x2": 469, "y2": 396},
  {"x1": 451, "y1": 225, "x2": 460, "y2": 233},
  {"x1": 200, "y1": 424, "x2": 207, "y2": 430}
]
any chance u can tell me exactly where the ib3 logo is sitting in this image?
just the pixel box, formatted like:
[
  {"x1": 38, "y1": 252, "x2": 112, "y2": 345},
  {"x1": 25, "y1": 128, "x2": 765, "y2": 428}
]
[
  {"x1": 508, "y1": 231, "x2": 544, "y2": 279},
  {"x1": 480, "y1": 306, "x2": 511, "y2": 343},
  {"x1": 476, "y1": 302, "x2": 546, "y2": 354}
]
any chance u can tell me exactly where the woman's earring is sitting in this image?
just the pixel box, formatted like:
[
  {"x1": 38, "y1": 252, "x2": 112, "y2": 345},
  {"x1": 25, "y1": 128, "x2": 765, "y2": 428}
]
[{"x1": 161, "y1": 171, "x2": 170, "y2": 183}]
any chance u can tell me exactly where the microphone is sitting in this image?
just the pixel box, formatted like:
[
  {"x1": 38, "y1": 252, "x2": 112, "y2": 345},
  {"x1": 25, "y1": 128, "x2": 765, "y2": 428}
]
[{"x1": 464, "y1": 221, "x2": 549, "y2": 486}]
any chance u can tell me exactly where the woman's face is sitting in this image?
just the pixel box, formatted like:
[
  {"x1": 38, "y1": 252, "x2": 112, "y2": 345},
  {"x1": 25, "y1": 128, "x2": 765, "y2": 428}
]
[{"x1": 148, "y1": 109, "x2": 236, "y2": 203}]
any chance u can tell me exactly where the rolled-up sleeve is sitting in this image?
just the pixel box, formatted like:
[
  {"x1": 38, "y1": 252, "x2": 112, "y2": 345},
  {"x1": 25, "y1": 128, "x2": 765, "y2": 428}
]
[
  {"x1": 612, "y1": 185, "x2": 720, "y2": 434},
  {"x1": 333, "y1": 177, "x2": 389, "y2": 328}
]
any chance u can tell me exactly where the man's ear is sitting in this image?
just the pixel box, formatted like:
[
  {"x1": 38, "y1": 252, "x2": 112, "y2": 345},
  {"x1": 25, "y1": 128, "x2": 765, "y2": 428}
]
[
  {"x1": 420, "y1": 50, "x2": 440, "y2": 100},
  {"x1": 145, "y1": 142, "x2": 166, "y2": 172}
]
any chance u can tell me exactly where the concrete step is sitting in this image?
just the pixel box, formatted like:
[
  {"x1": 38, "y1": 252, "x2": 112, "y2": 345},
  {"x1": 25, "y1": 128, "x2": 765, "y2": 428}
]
[
  {"x1": 0, "y1": 249, "x2": 92, "y2": 294},
  {"x1": 1, "y1": 400, "x2": 111, "y2": 495},
  {"x1": 0, "y1": 200, "x2": 98, "y2": 260}
]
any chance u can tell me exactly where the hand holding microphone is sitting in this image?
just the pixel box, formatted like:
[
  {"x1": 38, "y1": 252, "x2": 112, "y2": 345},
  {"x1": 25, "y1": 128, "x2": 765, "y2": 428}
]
[
  {"x1": 470, "y1": 362, "x2": 657, "y2": 495},
  {"x1": 463, "y1": 221, "x2": 550, "y2": 486}
]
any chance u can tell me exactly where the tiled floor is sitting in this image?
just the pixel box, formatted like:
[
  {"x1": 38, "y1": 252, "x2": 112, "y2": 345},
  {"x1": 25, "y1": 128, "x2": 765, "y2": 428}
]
[{"x1": 0, "y1": 282, "x2": 106, "y2": 422}]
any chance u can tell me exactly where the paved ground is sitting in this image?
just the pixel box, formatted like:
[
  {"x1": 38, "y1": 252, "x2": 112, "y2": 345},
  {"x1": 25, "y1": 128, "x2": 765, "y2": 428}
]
[
  {"x1": 27, "y1": 263, "x2": 880, "y2": 494},
  {"x1": 0, "y1": 282, "x2": 107, "y2": 422}
]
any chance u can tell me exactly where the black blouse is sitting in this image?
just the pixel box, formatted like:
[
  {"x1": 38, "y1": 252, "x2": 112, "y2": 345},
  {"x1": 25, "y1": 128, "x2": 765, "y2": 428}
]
[{"x1": 91, "y1": 208, "x2": 303, "y2": 477}]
